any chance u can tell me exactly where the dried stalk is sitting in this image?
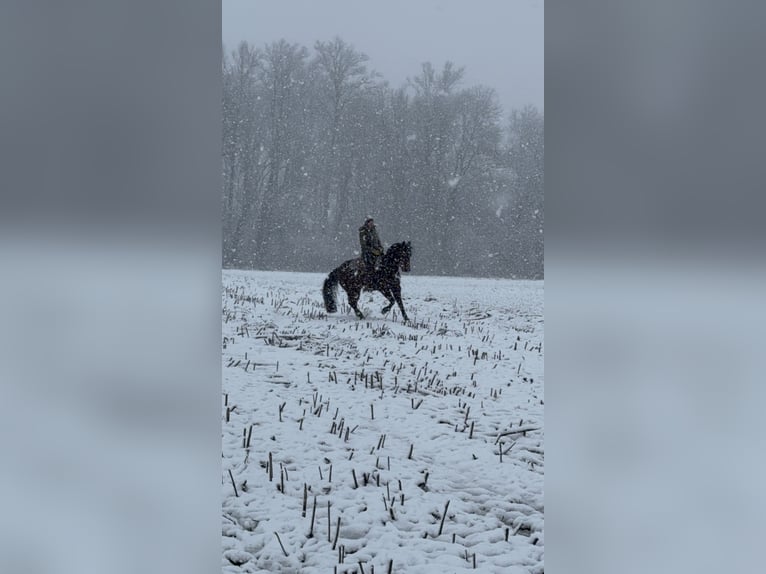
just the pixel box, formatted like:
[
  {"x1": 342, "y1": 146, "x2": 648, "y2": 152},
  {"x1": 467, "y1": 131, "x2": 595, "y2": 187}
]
[
  {"x1": 437, "y1": 500, "x2": 451, "y2": 536},
  {"x1": 273, "y1": 532, "x2": 288, "y2": 557}
]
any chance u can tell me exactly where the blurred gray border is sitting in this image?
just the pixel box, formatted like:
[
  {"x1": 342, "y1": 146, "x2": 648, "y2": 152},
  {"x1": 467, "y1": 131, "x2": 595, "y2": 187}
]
[
  {"x1": 0, "y1": 2, "x2": 221, "y2": 573},
  {"x1": 547, "y1": 1, "x2": 766, "y2": 250},
  {"x1": 547, "y1": 2, "x2": 766, "y2": 574}
]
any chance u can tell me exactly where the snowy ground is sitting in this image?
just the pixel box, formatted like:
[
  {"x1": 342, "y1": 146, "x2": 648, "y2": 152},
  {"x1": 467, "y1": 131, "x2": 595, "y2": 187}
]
[{"x1": 222, "y1": 270, "x2": 544, "y2": 574}]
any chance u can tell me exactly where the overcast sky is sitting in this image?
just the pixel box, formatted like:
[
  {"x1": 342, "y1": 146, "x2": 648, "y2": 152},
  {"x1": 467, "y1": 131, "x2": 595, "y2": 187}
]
[{"x1": 222, "y1": 0, "x2": 543, "y2": 115}]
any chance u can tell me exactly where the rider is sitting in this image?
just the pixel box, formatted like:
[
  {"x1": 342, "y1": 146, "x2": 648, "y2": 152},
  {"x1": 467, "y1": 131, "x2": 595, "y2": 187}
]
[{"x1": 359, "y1": 217, "x2": 383, "y2": 277}]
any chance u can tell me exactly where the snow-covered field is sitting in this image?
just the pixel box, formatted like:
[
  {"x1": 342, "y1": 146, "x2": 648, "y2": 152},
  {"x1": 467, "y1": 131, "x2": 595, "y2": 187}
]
[{"x1": 222, "y1": 270, "x2": 544, "y2": 574}]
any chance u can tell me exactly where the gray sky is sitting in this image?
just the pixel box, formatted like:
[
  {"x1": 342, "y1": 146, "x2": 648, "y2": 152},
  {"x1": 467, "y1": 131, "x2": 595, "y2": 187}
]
[{"x1": 222, "y1": 0, "x2": 543, "y2": 115}]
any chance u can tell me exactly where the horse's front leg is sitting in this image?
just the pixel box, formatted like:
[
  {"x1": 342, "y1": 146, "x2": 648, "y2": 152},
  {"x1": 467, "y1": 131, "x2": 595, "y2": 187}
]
[{"x1": 391, "y1": 283, "x2": 408, "y2": 322}]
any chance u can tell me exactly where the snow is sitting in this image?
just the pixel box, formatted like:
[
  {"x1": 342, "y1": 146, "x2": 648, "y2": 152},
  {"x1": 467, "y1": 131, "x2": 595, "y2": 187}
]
[{"x1": 222, "y1": 270, "x2": 543, "y2": 573}]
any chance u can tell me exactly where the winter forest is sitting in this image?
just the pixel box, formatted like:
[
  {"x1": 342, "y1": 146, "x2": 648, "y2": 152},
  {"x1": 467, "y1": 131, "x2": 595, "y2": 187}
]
[{"x1": 222, "y1": 37, "x2": 543, "y2": 278}]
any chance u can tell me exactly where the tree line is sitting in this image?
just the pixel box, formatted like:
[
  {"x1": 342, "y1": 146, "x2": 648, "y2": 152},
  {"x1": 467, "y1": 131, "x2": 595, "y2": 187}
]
[{"x1": 223, "y1": 37, "x2": 543, "y2": 278}]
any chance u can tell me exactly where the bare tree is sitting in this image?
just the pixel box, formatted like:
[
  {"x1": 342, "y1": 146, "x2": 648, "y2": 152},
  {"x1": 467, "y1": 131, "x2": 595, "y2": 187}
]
[
  {"x1": 439, "y1": 86, "x2": 503, "y2": 273},
  {"x1": 221, "y1": 38, "x2": 543, "y2": 278},
  {"x1": 312, "y1": 37, "x2": 373, "y2": 236},
  {"x1": 253, "y1": 40, "x2": 311, "y2": 267},
  {"x1": 222, "y1": 42, "x2": 265, "y2": 267},
  {"x1": 503, "y1": 106, "x2": 544, "y2": 278}
]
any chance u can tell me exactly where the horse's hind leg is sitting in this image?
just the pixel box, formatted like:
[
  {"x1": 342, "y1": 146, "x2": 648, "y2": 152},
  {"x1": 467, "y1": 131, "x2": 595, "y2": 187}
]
[{"x1": 347, "y1": 290, "x2": 365, "y2": 319}]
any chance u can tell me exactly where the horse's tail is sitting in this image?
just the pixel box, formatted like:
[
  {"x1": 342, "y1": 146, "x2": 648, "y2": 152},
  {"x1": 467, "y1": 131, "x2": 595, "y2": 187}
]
[{"x1": 322, "y1": 269, "x2": 339, "y2": 313}]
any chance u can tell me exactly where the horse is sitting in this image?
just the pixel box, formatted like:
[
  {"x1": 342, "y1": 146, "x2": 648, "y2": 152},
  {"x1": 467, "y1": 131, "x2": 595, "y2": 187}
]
[{"x1": 322, "y1": 241, "x2": 412, "y2": 322}]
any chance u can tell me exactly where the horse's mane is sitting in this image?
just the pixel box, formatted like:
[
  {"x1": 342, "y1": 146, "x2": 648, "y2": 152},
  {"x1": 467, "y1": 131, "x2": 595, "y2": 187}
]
[
  {"x1": 385, "y1": 241, "x2": 410, "y2": 255},
  {"x1": 381, "y1": 241, "x2": 406, "y2": 262}
]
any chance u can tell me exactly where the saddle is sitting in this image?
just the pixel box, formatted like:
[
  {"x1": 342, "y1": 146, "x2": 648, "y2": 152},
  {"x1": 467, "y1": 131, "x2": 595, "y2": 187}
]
[{"x1": 354, "y1": 258, "x2": 378, "y2": 287}]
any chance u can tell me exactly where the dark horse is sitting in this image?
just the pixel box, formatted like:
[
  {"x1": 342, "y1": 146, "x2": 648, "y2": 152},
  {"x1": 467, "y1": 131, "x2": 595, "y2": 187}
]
[{"x1": 323, "y1": 241, "x2": 412, "y2": 321}]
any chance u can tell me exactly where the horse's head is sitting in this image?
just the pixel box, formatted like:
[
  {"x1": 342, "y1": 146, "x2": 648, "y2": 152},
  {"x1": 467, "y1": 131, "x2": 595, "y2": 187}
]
[{"x1": 382, "y1": 241, "x2": 412, "y2": 273}]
